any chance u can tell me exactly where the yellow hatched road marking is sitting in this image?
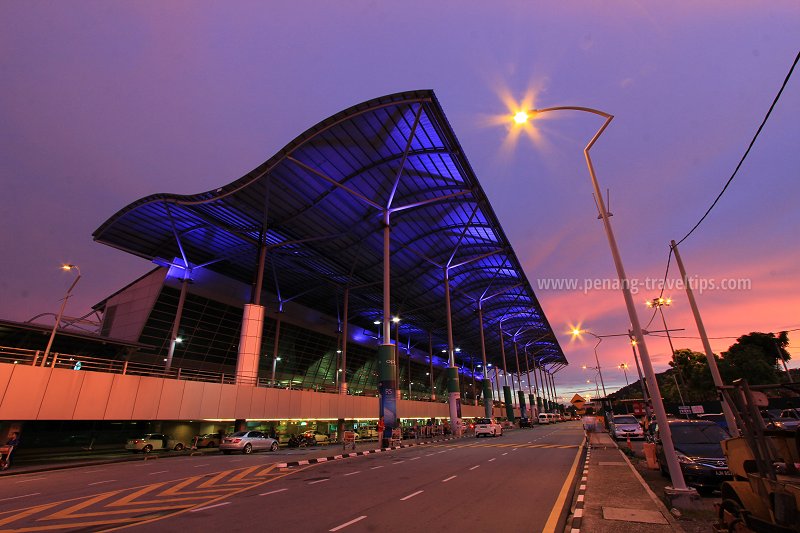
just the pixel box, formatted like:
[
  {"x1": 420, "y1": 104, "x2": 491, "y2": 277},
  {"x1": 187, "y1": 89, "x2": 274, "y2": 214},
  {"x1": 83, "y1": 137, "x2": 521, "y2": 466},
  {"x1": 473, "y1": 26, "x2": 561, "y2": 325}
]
[
  {"x1": 0, "y1": 503, "x2": 61, "y2": 527},
  {"x1": 108, "y1": 482, "x2": 167, "y2": 507},
  {"x1": 47, "y1": 491, "x2": 122, "y2": 520}
]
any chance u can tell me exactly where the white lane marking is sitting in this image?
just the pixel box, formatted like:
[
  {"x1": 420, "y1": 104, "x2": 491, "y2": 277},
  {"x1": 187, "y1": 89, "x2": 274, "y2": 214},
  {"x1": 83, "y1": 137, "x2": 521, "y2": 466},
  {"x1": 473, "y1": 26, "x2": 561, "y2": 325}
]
[
  {"x1": 193, "y1": 463, "x2": 210, "y2": 468},
  {"x1": 149, "y1": 470, "x2": 169, "y2": 475},
  {"x1": 330, "y1": 515, "x2": 367, "y2": 531},
  {"x1": 343, "y1": 471, "x2": 361, "y2": 476},
  {"x1": 0, "y1": 493, "x2": 40, "y2": 502},
  {"x1": 409, "y1": 457, "x2": 420, "y2": 461},
  {"x1": 469, "y1": 465, "x2": 480, "y2": 471},
  {"x1": 400, "y1": 490, "x2": 423, "y2": 501},
  {"x1": 89, "y1": 480, "x2": 116, "y2": 486},
  {"x1": 393, "y1": 461, "x2": 405, "y2": 464},
  {"x1": 191, "y1": 502, "x2": 230, "y2": 512},
  {"x1": 502, "y1": 452, "x2": 508, "y2": 456},
  {"x1": 425, "y1": 453, "x2": 436, "y2": 457},
  {"x1": 308, "y1": 479, "x2": 329, "y2": 485},
  {"x1": 370, "y1": 466, "x2": 383, "y2": 470},
  {"x1": 81, "y1": 469, "x2": 106, "y2": 474},
  {"x1": 15, "y1": 477, "x2": 46, "y2": 483},
  {"x1": 442, "y1": 475, "x2": 457, "y2": 482},
  {"x1": 512, "y1": 448, "x2": 518, "y2": 451},
  {"x1": 260, "y1": 488, "x2": 288, "y2": 496},
  {"x1": 488, "y1": 458, "x2": 496, "y2": 462}
]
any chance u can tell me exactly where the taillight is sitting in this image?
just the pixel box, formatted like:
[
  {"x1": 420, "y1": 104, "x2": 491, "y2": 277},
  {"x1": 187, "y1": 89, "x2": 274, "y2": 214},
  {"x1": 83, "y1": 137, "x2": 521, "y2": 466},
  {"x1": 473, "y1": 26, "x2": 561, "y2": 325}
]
[{"x1": 233, "y1": 438, "x2": 241, "y2": 443}]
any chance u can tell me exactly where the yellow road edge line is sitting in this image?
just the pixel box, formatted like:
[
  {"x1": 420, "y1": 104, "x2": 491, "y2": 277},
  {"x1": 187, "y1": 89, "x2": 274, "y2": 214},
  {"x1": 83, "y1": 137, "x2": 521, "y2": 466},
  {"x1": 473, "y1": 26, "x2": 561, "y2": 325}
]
[{"x1": 542, "y1": 440, "x2": 585, "y2": 533}]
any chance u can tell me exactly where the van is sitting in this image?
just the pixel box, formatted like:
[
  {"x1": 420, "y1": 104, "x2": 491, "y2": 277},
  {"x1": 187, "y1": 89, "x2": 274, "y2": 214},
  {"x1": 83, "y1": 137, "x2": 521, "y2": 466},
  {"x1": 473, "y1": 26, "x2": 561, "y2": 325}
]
[{"x1": 538, "y1": 413, "x2": 550, "y2": 425}]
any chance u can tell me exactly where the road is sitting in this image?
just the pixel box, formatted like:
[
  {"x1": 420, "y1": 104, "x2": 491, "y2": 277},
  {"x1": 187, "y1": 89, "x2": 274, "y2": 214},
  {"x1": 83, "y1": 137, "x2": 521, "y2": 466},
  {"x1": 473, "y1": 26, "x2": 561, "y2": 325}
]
[{"x1": 0, "y1": 422, "x2": 585, "y2": 532}]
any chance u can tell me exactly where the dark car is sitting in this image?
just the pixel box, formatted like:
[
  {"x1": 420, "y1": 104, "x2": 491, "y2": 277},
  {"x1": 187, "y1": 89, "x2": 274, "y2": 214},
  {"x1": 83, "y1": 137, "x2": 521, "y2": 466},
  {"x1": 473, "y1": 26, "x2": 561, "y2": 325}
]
[
  {"x1": 650, "y1": 419, "x2": 731, "y2": 495},
  {"x1": 518, "y1": 417, "x2": 532, "y2": 428}
]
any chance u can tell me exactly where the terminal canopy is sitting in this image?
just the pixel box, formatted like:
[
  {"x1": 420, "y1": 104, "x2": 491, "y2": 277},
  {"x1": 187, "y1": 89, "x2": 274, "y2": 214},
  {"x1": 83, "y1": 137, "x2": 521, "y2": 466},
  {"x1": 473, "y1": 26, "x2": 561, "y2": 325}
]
[{"x1": 94, "y1": 90, "x2": 566, "y2": 371}]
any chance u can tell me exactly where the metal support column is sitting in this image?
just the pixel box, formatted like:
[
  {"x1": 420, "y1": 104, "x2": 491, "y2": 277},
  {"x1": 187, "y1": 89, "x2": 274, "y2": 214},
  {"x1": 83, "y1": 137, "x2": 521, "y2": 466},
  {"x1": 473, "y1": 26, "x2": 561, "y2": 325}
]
[
  {"x1": 499, "y1": 323, "x2": 515, "y2": 421},
  {"x1": 377, "y1": 212, "x2": 397, "y2": 444},
  {"x1": 443, "y1": 267, "x2": 462, "y2": 435},
  {"x1": 514, "y1": 341, "x2": 527, "y2": 419},
  {"x1": 477, "y1": 302, "x2": 493, "y2": 418}
]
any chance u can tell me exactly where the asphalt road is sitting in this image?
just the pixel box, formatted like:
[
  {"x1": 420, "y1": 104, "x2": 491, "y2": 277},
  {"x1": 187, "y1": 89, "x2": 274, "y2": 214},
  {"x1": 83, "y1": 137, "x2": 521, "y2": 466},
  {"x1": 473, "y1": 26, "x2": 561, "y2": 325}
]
[{"x1": 0, "y1": 422, "x2": 585, "y2": 532}]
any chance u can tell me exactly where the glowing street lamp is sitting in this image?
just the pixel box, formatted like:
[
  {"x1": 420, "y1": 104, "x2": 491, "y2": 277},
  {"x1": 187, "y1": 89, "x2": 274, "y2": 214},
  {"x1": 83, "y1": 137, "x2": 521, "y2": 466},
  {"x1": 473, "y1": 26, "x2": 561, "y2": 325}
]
[
  {"x1": 619, "y1": 363, "x2": 630, "y2": 386},
  {"x1": 42, "y1": 264, "x2": 81, "y2": 366},
  {"x1": 514, "y1": 106, "x2": 693, "y2": 497},
  {"x1": 573, "y1": 329, "x2": 607, "y2": 397}
]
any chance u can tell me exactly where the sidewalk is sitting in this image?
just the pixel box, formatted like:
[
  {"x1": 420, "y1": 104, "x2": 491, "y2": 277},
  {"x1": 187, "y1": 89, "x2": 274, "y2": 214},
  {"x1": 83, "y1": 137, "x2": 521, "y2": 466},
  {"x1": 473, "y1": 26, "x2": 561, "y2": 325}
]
[{"x1": 569, "y1": 431, "x2": 684, "y2": 533}]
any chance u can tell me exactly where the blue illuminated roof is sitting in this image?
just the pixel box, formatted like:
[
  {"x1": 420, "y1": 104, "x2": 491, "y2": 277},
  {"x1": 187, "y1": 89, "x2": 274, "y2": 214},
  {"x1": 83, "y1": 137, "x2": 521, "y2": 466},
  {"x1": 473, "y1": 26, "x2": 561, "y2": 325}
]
[{"x1": 93, "y1": 90, "x2": 566, "y2": 368}]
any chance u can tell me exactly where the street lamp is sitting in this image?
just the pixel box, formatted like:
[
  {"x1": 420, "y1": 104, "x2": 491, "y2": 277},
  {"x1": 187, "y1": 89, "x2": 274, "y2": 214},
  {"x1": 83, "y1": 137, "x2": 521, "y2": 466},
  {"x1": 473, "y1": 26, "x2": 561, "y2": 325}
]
[
  {"x1": 619, "y1": 363, "x2": 630, "y2": 386},
  {"x1": 271, "y1": 356, "x2": 282, "y2": 386},
  {"x1": 515, "y1": 106, "x2": 693, "y2": 498},
  {"x1": 42, "y1": 264, "x2": 81, "y2": 366},
  {"x1": 646, "y1": 296, "x2": 689, "y2": 404},
  {"x1": 573, "y1": 329, "x2": 607, "y2": 397}
]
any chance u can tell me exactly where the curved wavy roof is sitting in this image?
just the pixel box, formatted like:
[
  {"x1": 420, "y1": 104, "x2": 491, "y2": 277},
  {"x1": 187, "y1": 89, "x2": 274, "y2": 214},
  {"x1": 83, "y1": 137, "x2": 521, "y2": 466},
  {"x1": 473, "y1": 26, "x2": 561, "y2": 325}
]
[{"x1": 93, "y1": 90, "x2": 566, "y2": 371}]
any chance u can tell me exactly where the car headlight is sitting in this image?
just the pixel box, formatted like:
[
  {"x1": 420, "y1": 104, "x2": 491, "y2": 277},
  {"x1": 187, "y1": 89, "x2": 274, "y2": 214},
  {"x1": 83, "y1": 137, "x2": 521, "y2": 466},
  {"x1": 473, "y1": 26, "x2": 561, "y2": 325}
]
[{"x1": 676, "y1": 452, "x2": 695, "y2": 464}]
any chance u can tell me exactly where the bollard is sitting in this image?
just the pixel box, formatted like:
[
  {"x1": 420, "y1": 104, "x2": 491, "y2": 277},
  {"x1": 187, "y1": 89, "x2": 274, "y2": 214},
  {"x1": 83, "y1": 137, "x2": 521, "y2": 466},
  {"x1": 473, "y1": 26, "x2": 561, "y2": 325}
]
[{"x1": 643, "y1": 442, "x2": 659, "y2": 470}]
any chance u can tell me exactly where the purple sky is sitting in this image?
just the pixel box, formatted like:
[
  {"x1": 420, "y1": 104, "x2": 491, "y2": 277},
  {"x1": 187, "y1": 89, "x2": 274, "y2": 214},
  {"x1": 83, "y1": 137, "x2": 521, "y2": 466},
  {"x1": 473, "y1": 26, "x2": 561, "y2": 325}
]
[{"x1": 2, "y1": 2, "x2": 799, "y2": 401}]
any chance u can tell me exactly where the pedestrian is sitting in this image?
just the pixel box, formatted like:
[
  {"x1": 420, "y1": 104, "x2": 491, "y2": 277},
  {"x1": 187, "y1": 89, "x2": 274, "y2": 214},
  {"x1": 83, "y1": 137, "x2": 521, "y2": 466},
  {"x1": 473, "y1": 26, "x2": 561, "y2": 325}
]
[
  {"x1": 377, "y1": 417, "x2": 385, "y2": 447},
  {"x1": 2, "y1": 432, "x2": 20, "y2": 469}
]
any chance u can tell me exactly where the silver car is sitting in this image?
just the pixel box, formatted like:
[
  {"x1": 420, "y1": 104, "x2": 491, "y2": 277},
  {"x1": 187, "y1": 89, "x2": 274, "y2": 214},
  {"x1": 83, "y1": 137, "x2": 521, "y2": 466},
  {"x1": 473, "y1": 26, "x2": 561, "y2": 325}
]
[
  {"x1": 219, "y1": 431, "x2": 279, "y2": 454},
  {"x1": 610, "y1": 415, "x2": 644, "y2": 440}
]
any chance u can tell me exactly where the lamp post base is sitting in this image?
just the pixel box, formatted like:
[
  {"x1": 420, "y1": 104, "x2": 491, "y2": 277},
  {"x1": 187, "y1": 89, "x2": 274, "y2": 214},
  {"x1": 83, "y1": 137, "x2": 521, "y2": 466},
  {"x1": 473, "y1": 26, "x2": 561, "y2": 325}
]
[{"x1": 664, "y1": 486, "x2": 701, "y2": 510}]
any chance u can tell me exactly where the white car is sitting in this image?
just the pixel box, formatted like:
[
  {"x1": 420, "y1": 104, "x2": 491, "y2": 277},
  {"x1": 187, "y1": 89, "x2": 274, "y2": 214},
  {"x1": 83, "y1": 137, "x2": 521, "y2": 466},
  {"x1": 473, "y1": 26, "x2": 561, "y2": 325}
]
[
  {"x1": 219, "y1": 431, "x2": 279, "y2": 454},
  {"x1": 474, "y1": 418, "x2": 503, "y2": 437},
  {"x1": 125, "y1": 433, "x2": 186, "y2": 453},
  {"x1": 610, "y1": 415, "x2": 644, "y2": 440}
]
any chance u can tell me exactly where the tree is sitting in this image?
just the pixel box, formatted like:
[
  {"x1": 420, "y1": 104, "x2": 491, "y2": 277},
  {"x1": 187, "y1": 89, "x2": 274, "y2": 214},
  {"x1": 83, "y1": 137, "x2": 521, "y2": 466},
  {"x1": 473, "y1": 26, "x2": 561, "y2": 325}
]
[
  {"x1": 721, "y1": 332, "x2": 787, "y2": 385},
  {"x1": 669, "y1": 349, "x2": 720, "y2": 401}
]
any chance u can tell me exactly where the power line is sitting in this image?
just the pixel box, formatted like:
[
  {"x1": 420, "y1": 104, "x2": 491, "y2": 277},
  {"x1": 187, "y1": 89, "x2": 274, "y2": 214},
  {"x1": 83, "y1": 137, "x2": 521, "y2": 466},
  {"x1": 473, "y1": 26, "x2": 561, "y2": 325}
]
[{"x1": 676, "y1": 50, "x2": 799, "y2": 246}]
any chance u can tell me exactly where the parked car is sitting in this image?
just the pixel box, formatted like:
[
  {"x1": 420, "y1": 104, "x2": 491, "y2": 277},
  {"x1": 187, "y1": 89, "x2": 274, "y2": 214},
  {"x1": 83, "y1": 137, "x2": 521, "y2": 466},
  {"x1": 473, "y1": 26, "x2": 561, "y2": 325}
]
[
  {"x1": 609, "y1": 414, "x2": 644, "y2": 440},
  {"x1": 358, "y1": 426, "x2": 379, "y2": 439},
  {"x1": 696, "y1": 413, "x2": 729, "y2": 433},
  {"x1": 779, "y1": 408, "x2": 800, "y2": 430},
  {"x1": 650, "y1": 419, "x2": 731, "y2": 494},
  {"x1": 194, "y1": 433, "x2": 221, "y2": 448},
  {"x1": 125, "y1": 433, "x2": 186, "y2": 453},
  {"x1": 538, "y1": 413, "x2": 551, "y2": 425},
  {"x1": 301, "y1": 430, "x2": 330, "y2": 444},
  {"x1": 219, "y1": 431, "x2": 278, "y2": 454},
  {"x1": 518, "y1": 417, "x2": 532, "y2": 428},
  {"x1": 474, "y1": 418, "x2": 503, "y2": 437}
]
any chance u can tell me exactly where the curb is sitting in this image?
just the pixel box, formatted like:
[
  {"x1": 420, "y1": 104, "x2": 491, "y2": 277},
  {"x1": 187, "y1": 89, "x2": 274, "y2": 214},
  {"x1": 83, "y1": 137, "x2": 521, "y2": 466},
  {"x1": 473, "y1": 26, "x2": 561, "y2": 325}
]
[
  {"x1": 568, "y1": 444, "x2": 590, "y2": 533},
  {"x1": 276, "y1": 435, "x2": 465, "y2": 468}
]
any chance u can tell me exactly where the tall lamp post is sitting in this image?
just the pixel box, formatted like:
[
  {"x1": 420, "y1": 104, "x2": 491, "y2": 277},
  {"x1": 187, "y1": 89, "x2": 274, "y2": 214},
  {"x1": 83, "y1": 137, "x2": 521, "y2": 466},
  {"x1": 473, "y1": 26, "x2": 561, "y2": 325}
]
[
  {"x1": 514, "y1": 106, "x2": 693, "y2": 498},
  {"x1": 619, "y1": 363, "x2": 630, "y2": 386},
  {"x1": 42, "y1": 264, "x2": 81, "y2": 366},
  {"x1": 574, "y1": 329, "x2": 608, "y2": 397}
]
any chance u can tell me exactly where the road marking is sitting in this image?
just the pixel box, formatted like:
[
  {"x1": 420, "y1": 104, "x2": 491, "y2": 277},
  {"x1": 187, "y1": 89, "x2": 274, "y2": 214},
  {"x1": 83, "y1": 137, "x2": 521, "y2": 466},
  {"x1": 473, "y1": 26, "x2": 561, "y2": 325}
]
[
  {"x1": 409, "y1": 457, "x2": 420, "y2": 461},
  {"x1": 88, "y1": 480, "x2": 116, "y2": 486},
  {"x1": 330, "y1": 515, "x2": 367, "y2": 531},
  {"x1": 469, "y1": 465, "x2": 480, "y2": 471},
  {"x1": 512, "y1": 448, "x2": 518, "y2": 451},
  {"x1": 488, "y1": 458, "x2": 496, "y2": 462},
  {"x1": 343, "y1": 471, "x2": 361, "y2": 476},
  {"x1": 193, "y1": 463, "x2": 210, "y2": 468},
  {"x1": 82, "y1": 469, "x2": 106, "y2": 474},
  {"x1": 577, "y1": 494, "x2": 584, "y2": 502},
  {"x1": 393, "y1": 460, "x2": 405, "y2": 464},
  {"x1": 15, "y1": 477, "x2": 46, "y2": 483},
  {"x1": 425, "y1": 453, "x2": 436, "y2": 457},
  {"x1": 260, "y1": 488, "x2": 288, "y2": 496},
  {"x1": 0, "y1": 493, "x2": 39, "y2": 502},
  {"x1": 542, "y1": 441, "x2": 584, "y2": 533},
  {"x1": 308, "y1": 479, "x2": 329, "y2": 484},
  {"x1": 442, "y1": 475, "x2": 457, "y2": 482},
  {"x1": 191, "y1": 502, "x2": 230, "y2": 512},
  {"x1": 370, "y1": 465, "x2": 383, "y2": 470},
  {"x1": 502, "y1": 452, "x2": 507, "y2": 456},
  {"x1": 400, "y1": 490, "x2": 423, "y2": 501},
  {"x1": 148, "y1": 470, "x2": 169, "y2": 475}
]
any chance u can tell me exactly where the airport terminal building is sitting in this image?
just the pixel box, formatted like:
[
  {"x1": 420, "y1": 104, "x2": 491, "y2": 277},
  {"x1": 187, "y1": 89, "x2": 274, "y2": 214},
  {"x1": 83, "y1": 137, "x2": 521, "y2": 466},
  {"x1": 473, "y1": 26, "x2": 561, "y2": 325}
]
[{"x1": 0, "y1": 91, "x2": 567, "y2": 447}]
